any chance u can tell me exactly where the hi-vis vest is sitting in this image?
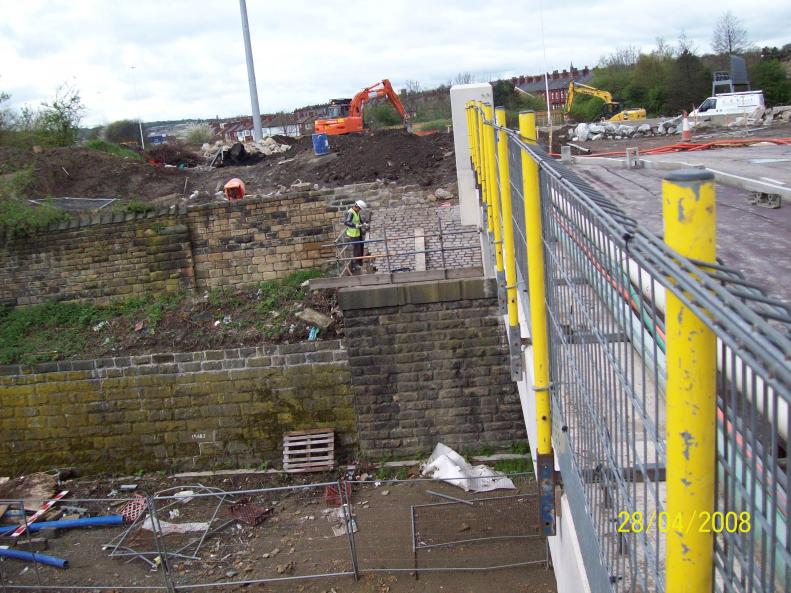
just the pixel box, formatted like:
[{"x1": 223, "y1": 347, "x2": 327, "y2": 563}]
[{"x1": 346, "y1": 208, "x2": 361, "y2": 238}]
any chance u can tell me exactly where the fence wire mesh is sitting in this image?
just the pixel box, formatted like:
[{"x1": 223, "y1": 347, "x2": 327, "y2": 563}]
[
  {"x1": 0, "y1": 476, "x2": 548, "y2": 592},
  {"x1": 481, "y1": 117, "x2": 790, "y2": 593}
]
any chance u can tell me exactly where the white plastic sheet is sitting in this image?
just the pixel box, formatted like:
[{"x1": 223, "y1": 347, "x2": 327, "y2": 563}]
[{"x1": 420, "y1": 443, "x2": 516, "y2": 492}]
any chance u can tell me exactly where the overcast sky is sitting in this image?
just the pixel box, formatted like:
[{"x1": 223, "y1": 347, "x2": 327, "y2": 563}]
[{"x1": 1, "y1": 0, "x2": 789, "y2": 127}]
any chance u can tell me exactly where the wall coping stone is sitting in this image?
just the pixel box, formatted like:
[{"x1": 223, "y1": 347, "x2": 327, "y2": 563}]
[
  {"x1": 337, "y1": 277, "x2": 496, "y2": 311},
  {"x1": 0, "y1": 340, "x2": 346, "y2": 378},
  {"x1": 28, "y1": 182, "x2": 390, "y2": 238}
]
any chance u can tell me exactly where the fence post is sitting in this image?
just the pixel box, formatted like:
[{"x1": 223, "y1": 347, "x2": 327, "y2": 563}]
[
  {"x1": 476, "y1": 102, "x2": 492, "y2": 235},
  {"x1": 662, "y1": 169, "x2": 717, "y2": 593},
  {"x1": 483, "y1": 103, "x2": 506, "y2": 314},
  {"x1": 519, "y1": 110, "x2": 555, "y2": 536},
  {"x1": 495, "y1": 107, "x2": 522, "y2": 381}
]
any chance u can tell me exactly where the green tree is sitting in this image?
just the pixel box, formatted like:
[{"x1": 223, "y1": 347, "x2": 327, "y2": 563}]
[
  {"x1": 665, "y1": 49, "x2": 711, "y2": 113},
  {"x1": 103, "y1": 119, "x2": 139, "y2": 143},
  {"x1": 629, "y1": 52, "x2": 673, "y2": 114},
  {"x1": 35, "y1": 84, "x2": 84, "y2": 146},
  {"x1": 0, "y1": 90, "x2": 10, "y2": 132},
  {"x1": 184, "y1": 123, "x2": 213, "y2": 145},
  {"x1": 750, "y1": 59, "x2": 791, "y2": 106}
]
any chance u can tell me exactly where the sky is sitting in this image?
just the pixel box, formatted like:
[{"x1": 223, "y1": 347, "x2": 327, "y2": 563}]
[{"x1": 1, "y1": 0, "x2": 789, "y2": 127}]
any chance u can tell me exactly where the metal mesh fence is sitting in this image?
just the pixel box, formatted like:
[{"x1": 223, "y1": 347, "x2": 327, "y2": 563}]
[{"x1": 476, "y1": 111, "x2": 791, "y2": 593}]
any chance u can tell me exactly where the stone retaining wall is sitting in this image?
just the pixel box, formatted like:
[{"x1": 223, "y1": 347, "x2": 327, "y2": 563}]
[
  {"x1": 0, "y1": 342, "x2": 354, "y2": 474},
  {"x1": 339, "y1": 277, "x2": 525, "y2": 458}
]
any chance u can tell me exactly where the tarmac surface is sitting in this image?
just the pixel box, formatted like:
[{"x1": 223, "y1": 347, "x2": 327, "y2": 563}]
[{"x1": 571, "y1": 144, "x2": 791, "y2": 305}]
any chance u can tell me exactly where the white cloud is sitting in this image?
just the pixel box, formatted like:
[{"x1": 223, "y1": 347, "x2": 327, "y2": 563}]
[{"x1": 0, "y1": 0, "x2": 788, "y2": 126}]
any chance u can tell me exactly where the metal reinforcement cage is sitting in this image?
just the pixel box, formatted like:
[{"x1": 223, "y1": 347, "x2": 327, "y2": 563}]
[{"x1": 466, "y1": 102, "x2": 791, "y2": 593}]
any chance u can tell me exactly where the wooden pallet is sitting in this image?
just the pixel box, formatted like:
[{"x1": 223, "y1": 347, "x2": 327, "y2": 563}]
[{"x1": 283, "y1": 429, "x2": 335, "y2": 473}]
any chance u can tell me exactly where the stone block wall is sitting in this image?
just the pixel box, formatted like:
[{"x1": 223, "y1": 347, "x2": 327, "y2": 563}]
[
  {"x1": 0, "y1": 182, "x2": 481, "y2": 307},
  {"x1": 0, "y1": 213, "x2": 194, "y2": 306},
  {"x1": 0, "y1": 342, "x2": 354, "y2": 475},
  {"x1": 339, "y1": 277, "x2": 525, "y2": 458}
]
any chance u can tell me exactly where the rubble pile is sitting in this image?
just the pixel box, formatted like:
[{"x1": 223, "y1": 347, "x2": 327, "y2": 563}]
[
  {"x1": 201, "y1": 137, "x2": 291, "y2": 160},
  {"x1": 566, "y1": 105, "x2": 791, "y2": 143},
  {"x1": 570, "y1": 116, "x2": 683, "y2": 142}
]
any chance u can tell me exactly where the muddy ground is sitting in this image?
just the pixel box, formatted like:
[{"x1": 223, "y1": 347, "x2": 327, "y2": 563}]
[
  {"x1": 0, "y1": 472, "x2": 555, "y2": 593},
  {"x1": 0, "y1": 131, "x2": 456, "y2": 207}
]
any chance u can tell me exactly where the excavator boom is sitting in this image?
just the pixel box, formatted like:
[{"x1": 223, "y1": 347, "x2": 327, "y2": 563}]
[
  {"x1": 564, "y1": 81, "x2": 645, "y2": 122},
  {"x1": 315, "y1": 79, "x2": 410, "y2": 135}
]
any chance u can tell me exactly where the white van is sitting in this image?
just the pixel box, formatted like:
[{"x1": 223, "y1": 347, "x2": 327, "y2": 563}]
[{"x1": 690, "y1": 91, "x2": 765, "y2": 117}]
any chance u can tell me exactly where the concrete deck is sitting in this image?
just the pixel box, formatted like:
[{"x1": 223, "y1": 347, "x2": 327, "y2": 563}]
[{"x1": 570, "y1": 145, "x2": 791, "y2": 305}]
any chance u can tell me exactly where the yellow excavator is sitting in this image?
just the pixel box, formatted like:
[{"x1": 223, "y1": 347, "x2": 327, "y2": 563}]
[{"x1": 565, "y1": 82, "x2": 646, "y2": 122}]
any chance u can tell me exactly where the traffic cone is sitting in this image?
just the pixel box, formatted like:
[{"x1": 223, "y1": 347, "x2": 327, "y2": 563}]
[{"x1": 681, "y1": 111, "x2": 692, "y2": 141}]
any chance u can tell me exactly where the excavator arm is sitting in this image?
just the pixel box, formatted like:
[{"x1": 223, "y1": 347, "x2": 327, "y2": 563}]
[
  {"x1": 564, "y1": 81, "x2": 646, "y2": 122},
  {"x1": 565, "y1": 81, "x2": 615, "y2": 113},
  {"x1": 348, "y1": 79, "x2": 408, "y2": 121},
  {"x1": 315, "y1": 79, "x2": 410, "y2": 135}
]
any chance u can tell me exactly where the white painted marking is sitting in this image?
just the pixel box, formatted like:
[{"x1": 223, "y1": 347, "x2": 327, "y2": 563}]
[
  {"x1": 759, "y1": 177, "x2": 785, "y2": 185},
  {"x1": 748, "y1": 158, "x2": 791, "y2": 164}
]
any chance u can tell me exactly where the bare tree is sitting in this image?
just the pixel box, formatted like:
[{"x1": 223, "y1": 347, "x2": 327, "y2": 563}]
[
  {"x1": 453, "y1": 72, "x2": 475, "y2": 85},
  {"x1": 403, "y1": 79, "x2": 422, "y2": 94},
  {"x1": 678, "y1": 30, "x2": 696, "y2": 55},
  {"x1": 712, "y1": 11, "x2": 748, "y2": 55},
  {"x1": 654, "y1": 37, "x2": 674, "y2": 58},
  {"x1": 599, "y1": 46, "x2": 640, "y2": 69}
]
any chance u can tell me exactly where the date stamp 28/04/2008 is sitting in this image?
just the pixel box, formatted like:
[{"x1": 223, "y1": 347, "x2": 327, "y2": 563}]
[{"x1": 617, "y1": 511, "x2": 751, "y2": 534}]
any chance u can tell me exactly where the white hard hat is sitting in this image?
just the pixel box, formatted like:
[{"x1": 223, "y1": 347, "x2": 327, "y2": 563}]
[{"x1": 355, "y1": 199, "x2": 367, "y2": 209}]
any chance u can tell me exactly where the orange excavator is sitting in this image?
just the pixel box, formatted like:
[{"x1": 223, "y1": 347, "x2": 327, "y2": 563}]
[{"x1": 315, "y1": 79, "x2": 410, "y2": 135}]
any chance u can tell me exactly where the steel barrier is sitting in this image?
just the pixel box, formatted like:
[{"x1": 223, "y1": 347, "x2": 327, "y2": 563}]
[{"x1": 467, "y1": 101, "x2": 791, "y2": 593}]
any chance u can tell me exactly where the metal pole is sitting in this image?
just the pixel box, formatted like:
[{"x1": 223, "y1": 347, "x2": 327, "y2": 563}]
[
  {"x1": 495, "y1": 107, "x2": 522, "y2": 381},
  {"x1": 483, "y1": 103, "x2": 502, "y2": 273},
  {"x1": 383, "y1": 227, "x2": 392, "y2": 275},
  {"x1": 238, "y1": 0, "x2": 263, "y2": 142},
  {"x1": 662, "y1": 169, "x2": 717, "y2": 593},
  {"x1": 438, "y1": 214, "x2": 446, "y2": 270},
  {"x1": 519, "y1": 111, "x2": 555, "y2": 536},
  {"x1": 476, "y1": 103, "x2": 492, "y2": 235},
  {"x1": 130, "y1": 66, "x2": 145, "y2": 149}
]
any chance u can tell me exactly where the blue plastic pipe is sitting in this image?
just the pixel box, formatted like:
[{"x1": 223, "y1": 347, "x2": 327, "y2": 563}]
[
  {"x1": 0, "y1": 514, "x2": 123, "y2": 537},
  {"x1": 0, "y1": 548, "x2": 68, "y2": 569}
]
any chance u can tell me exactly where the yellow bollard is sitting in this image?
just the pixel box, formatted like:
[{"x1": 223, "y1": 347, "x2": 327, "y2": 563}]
[
  {"x1": 663, "y1": 169, "x2": 717, "y2": 593},
  {"x1": 495, "y1": 107, "x2": 519, "y2": 329},
  {"x1": 519, "y1": 111, "x2": 551, "y2": 455},
  {"x1": 483, "y1": 103, "x2": 503, "y2": 273}
]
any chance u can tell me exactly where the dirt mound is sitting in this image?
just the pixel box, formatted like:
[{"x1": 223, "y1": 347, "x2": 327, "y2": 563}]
[
  {"x1": 0, "y1": 146, "x2": 188, "y2": 201},
  {"x1": 0, "y1": 131, "x2": 456, "y2": 205},
  {"x1": 145, "y1": 143, "x2": 202, "y2": 167},
  {"x1": 272, "y1": 130, "x2": 455, "y2": 187}
]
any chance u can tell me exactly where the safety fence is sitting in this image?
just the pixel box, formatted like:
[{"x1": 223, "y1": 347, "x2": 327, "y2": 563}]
[
  {"x1": 466, "y1": 101, "x2": 791, "y2": 593},
  {"x1": 326, "y1": 219, "x2": 479, "y2": 277},
  {"x1": 0, "y1": 476, "x2": 547, "y2": 592}
]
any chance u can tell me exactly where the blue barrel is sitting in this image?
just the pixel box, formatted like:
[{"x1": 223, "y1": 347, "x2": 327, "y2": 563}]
[{"x1": 312, "y1": 133, "x2": 330, "y2": 156}]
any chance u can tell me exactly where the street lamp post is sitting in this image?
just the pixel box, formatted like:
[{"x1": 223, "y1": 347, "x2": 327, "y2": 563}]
[{"x1": 130, "y1": 66, "x2": 145, "y2": 149}]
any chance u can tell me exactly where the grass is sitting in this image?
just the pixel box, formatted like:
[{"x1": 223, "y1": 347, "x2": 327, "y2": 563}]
[
  {"x1": 0, "y1": 166, "x2": 70, "y2": 239},
  {"x1": 84, "y1": 139, "x2": 144, "y2": 160},
  {"x1": 0, "y1": 269, "x2": 329, "y2": 364},
  {"x1": 256, "y1": 269, "x2": 324, "y2": 316},
  {"x1": 112, "y1": 199, "x2": 155, "y2": 215},
  {"x1": 0, "y1": 292, "x2": 186, "y2": 364},
  {"x1": 412, "y1": 118, "x2": 452, "y2": 132},
  {"x1": 494, "y1": 457, "x2": 534, "y2": 475}
]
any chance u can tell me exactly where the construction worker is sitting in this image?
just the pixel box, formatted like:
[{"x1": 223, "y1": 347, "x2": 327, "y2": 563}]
[{"x1": 343, "y1": 199, "x2": 367, "y2": 273}]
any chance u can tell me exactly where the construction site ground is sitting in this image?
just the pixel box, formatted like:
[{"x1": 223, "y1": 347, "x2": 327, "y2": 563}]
[
  {"x1": 0, "y1": 471, "x2": 555, "y2": 593},
  {"x1": 0, "y1": 130, "x2": 456, "y2": 209}
]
